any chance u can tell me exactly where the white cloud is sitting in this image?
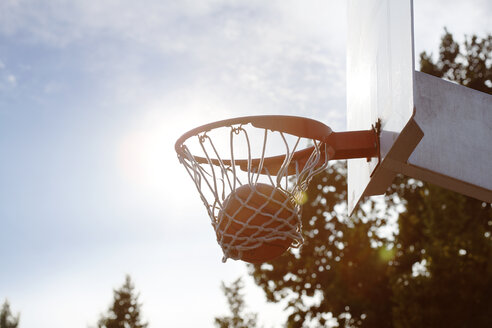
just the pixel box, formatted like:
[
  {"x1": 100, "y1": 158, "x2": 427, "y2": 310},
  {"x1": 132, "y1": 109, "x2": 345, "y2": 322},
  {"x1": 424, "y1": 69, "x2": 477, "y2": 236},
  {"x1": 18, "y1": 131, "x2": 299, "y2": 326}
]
[
  {"x1": 116, "y1": 1, "x2": 346, "y2": 126},
  {"x1": 3, "y1": 0, "x2": 343, "y2": 119},
  {"x1": 6, "y1": 74, "x2": 16, "y2": 86},
  {"x1": 43, "y1": 81, "x2": 62, "y2": 94}
]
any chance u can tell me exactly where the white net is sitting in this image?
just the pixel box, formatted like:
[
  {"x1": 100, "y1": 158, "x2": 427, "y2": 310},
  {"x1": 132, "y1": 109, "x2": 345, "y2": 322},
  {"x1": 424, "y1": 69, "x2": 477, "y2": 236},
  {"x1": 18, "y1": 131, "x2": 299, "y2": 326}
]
[{"x1": 177, "y1": 122, "x2": 330, "y2": 262}]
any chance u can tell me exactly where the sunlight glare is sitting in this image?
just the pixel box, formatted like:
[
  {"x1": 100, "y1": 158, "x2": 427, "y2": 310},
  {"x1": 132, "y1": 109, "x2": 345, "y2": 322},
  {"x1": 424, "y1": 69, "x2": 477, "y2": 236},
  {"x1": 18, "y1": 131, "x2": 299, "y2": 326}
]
[{"x1": 115, "y1": 93, "x2": 240, "y2": 211}]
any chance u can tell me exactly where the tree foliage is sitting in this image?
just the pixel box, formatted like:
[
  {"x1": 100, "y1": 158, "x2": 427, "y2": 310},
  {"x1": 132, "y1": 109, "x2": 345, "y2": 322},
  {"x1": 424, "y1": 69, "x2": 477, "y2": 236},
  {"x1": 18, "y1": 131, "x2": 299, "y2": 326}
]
[
  {"x1": 97, "y1": 275, "x2": 148, "y2": 328},
  {"x1": 0, "y1": 301, "x2": 19, "y2": 328},
  {"x1": 387, "y1": 178, "x2": 492, "y2": 328},
  {"x1": 249, "y1": 162, "x2": 393, "y2": 327},
  {"x1": 420, "y1": 28, "x2": 492, "y2": 94},
  {"x1": 215, "y1": 278, "x2": 259, "y2": 328},
  {"x1": 249, "y1": 30, "x2": 492, "y2": 328}
]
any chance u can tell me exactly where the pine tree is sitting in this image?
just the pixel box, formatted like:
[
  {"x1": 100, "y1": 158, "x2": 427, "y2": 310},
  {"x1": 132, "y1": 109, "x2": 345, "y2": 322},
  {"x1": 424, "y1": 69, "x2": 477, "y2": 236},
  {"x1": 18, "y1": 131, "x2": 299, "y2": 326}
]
[
  {"x1": 98, "y1": 275, "x2": 148, "y2": 328},
  {"x1": 0, "y1": 300, "x2": 20, "y2": 328},
  {"x1": 215, "y1": 278, "x2": 259, "y2": 328}
]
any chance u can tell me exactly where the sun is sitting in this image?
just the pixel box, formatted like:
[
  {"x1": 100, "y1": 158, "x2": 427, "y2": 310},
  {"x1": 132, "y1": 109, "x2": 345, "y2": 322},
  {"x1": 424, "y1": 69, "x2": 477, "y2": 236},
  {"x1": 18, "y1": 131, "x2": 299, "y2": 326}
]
[{"x1": 117, "y1": 128, "x2": 166, "y2": 191}]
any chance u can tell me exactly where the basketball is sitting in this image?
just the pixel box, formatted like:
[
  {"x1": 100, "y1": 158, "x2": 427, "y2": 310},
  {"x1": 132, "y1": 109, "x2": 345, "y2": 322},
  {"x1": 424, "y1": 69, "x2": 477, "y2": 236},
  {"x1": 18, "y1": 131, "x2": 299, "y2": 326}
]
[{"x1": 217, "y1": 183, "x2": 298, "y2": 263}]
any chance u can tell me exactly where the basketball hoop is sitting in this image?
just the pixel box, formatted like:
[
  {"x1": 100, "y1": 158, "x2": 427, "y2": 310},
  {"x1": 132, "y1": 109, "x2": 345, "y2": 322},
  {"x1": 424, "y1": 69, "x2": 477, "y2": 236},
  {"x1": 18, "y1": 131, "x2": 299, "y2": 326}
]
[{"x1": 175, "y1": 115, "x2": 378, "y2": 263}]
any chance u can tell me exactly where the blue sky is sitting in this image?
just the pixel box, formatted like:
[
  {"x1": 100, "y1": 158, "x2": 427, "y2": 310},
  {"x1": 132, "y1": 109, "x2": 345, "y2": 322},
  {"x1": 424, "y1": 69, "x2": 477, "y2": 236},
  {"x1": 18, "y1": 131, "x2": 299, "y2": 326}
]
[{"x1": 0, "y1": 0, "x2": 490, "y2": 327}]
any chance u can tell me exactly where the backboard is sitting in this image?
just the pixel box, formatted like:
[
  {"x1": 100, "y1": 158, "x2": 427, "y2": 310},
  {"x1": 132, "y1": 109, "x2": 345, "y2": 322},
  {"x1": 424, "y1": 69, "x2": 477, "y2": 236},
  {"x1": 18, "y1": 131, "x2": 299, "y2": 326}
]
[{"x1": 346, "y1": 0, "x2": 423, "y2": 214}]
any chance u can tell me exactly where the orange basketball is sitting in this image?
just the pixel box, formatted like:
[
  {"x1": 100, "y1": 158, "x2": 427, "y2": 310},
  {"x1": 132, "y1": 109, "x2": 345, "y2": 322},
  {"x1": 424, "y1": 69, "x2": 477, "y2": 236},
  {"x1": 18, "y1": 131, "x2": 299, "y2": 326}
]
[{"x1": 217, "y1": 183, "x2": 297, "y2": 263}]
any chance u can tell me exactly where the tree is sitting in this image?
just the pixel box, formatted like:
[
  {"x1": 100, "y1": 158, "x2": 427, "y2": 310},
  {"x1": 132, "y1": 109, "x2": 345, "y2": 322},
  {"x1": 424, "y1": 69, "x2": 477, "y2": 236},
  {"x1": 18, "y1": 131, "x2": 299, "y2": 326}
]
[
  {"x1": 215, "y1": 278, "x2": 259, "y2": 328},
  {"x1": 389, "y1": 30, "x2": 492, "y2": 326},
  {"x1": 387, "y1": 179, "x2": 492, "y2": 328},
  {"x1": 0, "y1": 300, "x2": 20, "y2": 328},
  {"x1": 420, "y1": 28, "x2": 492, "y2": 94},
  {"x1": 248, "y1": 30, "x2": 492, "y2": 328},
  {"x1": 249, "y1": 162, "x2": 393, "y2": 328},
  {"x1": 97, "y1": 275, "x2": 148, "y2": 328}
]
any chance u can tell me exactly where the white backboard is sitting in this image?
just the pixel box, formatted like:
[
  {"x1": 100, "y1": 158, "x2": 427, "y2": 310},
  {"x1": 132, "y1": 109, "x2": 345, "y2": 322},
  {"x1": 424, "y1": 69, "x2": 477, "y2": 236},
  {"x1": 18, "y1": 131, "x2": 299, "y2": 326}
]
[{"x1": 346, "y1": 0, "x2": 423, "y2": 214}]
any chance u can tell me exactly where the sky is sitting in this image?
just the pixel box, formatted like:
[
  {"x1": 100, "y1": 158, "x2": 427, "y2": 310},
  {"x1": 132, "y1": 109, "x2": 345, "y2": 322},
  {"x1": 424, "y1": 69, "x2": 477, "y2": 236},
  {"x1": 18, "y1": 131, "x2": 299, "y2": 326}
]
[{"x1": 0, "y1": 0, "x2": 490, "y2": 327}]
